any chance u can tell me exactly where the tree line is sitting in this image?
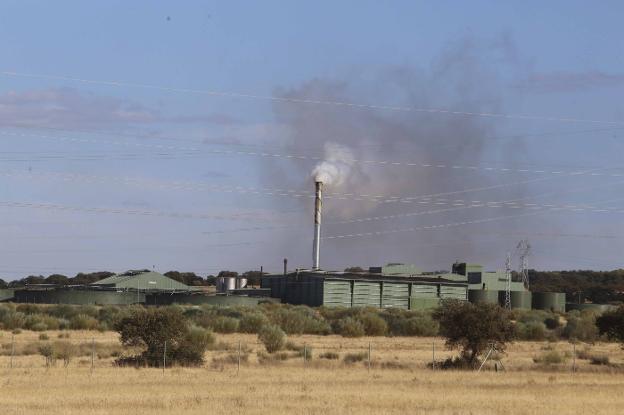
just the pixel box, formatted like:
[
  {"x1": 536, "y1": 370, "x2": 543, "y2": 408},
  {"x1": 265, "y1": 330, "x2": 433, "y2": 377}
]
[{"x1": 0, "y1": 270, "x2": 265, "y2": 289}]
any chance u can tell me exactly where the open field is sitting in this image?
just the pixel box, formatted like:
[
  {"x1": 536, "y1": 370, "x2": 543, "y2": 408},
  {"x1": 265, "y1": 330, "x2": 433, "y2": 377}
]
[{"x1": 1, "y1": 330, "x2": 624, "y2": 414}]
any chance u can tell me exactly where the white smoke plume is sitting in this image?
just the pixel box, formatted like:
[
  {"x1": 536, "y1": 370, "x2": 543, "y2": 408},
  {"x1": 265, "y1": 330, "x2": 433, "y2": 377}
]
[{"x1": 312, "y1": 142, "x2": 355, "y2": 186}]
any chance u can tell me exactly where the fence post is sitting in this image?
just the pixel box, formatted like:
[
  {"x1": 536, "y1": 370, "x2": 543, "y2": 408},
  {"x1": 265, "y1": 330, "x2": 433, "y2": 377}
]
[
  {"x1": 303, "y1": 343, "x2": 307, "y2": 365},
  {"x1": 432, "y1": 341, "x2": 435, "y2": 371},
  {"x1": 237, "y1": 341, "x2": 241, "y2": 374},
  {"x1": 572, "y1": 343, "x2": 576, "y2": 373},
  {"x1": 368, "y1": 342, "x2": 371, "y2": 371},
  {"x1": 91, "y1": 337, "x2": 95, "y2": 371},
  {"x1": 163, "y1": 341, "x2": 167, "y2": 374},
  {"x1": 10, "y1": 333, "x2": 15, "y2": 369}
]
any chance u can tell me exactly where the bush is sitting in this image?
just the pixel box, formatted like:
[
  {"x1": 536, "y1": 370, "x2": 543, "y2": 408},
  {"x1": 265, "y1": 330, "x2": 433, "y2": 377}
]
[
  {"x1": 258, "y1": 325, "x2": 285, "y2": 353},
  {"x1": 358, "y1": 313, "x2": 388, "y2": 336},
  {"x1": 343, "y1": 352, "x2": 367, "y2": 364},
  {"x1": 114, "y1": 307, "x2": 212, "y2": 367},
  {"x1": 334, "y1": 317, "x2": 365, "y2": 338},
  {"x1": 39, "y1": 333, "x2": 49, "y2": 341},
  {"x1": 433, "y1": 300, "x2": 514, "y2": 367},
  {"x1": 590, "y1": 355, "x2": 610, "y2": 365},
  {"x1": 238, "y1": 312, "x2": 269, "y2": 334},
  {"x1": 3, "y1": 312, "x2": 26, "y2": 330},
  {"x1": 70, "y1": 314, "x2": 99, "y2": 330},
  {"x1": 534, "y1": 350, "x2": 566, "y2": 365},
  {"x1": 596, "y1": 306, "x2": 624, "y2": 344},
  {"x1": 319, "y1": 351, "x2": 340, "y2": 360},
  {"x1": 516, "y1": 322, "x2": 547, "y2": 341},
  {"x1": 210, "y1": 317, "x2": 240, "y2": 334},
  {"x1": 544, "y1": 316, "x2": 561, "y2": 330},
  {"x1": 38, "y1": 343, "x2": 55, "y2": 366},
  {"x1": 563, "y1": 315, "x2": 598, "y2": 342},
  {"x1": 54, "y1": 341, "x2": 76, "y2": 367}
]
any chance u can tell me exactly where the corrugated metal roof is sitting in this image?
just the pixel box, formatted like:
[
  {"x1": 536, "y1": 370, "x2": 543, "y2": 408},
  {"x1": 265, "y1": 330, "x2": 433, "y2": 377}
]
[{"x1": 92, "y1": 270, "x2": 192, "y2": 291}]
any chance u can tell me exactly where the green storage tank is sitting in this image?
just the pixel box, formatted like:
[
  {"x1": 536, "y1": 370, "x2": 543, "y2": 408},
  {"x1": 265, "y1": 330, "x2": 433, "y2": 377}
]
[
  {"x1": 532, "y1": 292, "x2": 565, "y2": 313},
  {"x1": 468, "y1": 289, "x2": 499, "y2": 304},
  {"x1": 510, "y1": 291, "x2": 532, "y2": 309}
]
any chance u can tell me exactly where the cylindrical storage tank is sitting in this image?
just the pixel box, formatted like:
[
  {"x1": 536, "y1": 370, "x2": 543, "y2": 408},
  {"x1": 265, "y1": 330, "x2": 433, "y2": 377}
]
[
  {"x1": 532, "y1": 292, "x2": 565, "y2": 313},
  {"x1": 215, "y1": 277, "x2": 225, "y2": 293},
  {"x1": 510, "y1": 291, "x2": 532, "y2": 309},
  {"x1": 236, "y1": 278, "x2": 248, "y2": 289},
  {"x1": 225, "y1": 277, "x2": 236, "y2": 291},
  {"x1": 468, "y1": 289, "x2": 499, "y2": 304}
]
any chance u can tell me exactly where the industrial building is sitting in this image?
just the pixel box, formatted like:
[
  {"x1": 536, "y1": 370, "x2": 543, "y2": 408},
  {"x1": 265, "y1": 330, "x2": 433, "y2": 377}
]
[
  {"x1": 5, "y1": 270, "x2": 271, "y2": 306},
  {"x1": 262, "y1": 261, "x2": 567, "y2": 312}
]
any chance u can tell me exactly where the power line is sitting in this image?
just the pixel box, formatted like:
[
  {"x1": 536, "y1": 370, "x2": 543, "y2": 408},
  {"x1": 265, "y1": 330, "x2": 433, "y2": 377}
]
[
  {"x1": 2, "y1": 70, "x2": 623, "y2": 126},
  {"x1": 3, "y1": 129, "x2": 624, "y2": 179},
  {"x1": 0, "y1": 201, "x2": 282, "y2": 222},
  {"x1": 0, "y1": 167, "x2": 613, "y2": 206}
]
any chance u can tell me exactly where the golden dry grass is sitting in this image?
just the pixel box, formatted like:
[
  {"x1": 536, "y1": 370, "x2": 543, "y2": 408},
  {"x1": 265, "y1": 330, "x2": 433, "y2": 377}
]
[{"x1": 1, "y1": 330, "x2": 624, "y2": 414}]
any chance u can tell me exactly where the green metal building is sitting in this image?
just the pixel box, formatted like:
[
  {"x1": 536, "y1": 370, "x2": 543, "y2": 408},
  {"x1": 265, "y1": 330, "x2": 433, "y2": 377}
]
[
  {"x1": 91, "y1": 270, "x2": 194, "y2": 292},
  {"x1": 261, "y1": 265, "x2": 468, "y2": 310}
]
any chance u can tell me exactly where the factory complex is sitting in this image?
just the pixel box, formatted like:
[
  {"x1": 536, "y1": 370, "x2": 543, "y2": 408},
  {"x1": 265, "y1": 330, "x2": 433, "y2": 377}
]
[{"x1": 261, "y1": 261, "x2": 568, "y2": 312}]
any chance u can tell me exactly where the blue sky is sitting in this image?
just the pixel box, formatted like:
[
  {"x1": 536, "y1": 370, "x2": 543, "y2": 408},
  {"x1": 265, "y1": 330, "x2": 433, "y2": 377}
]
[{"x1": 1, "y1": 1, "x2": 623, "y2": 279}]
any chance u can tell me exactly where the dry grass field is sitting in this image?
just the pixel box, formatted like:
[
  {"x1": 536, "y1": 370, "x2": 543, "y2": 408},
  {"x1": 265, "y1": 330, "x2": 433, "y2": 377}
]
[{"x1": 1, "y1": 330, "x2": 624, "y2": 414}]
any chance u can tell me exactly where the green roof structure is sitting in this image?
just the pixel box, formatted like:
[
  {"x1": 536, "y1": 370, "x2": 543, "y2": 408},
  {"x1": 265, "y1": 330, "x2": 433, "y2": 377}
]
[{"x1": 91, "y1": 270, "x2": 194, "y2": 292}]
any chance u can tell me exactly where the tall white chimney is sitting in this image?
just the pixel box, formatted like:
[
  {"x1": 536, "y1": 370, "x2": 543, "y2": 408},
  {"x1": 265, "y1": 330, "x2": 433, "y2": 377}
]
[{"x1": 312, "y1": 181, "x2": 323, "y2": 270}]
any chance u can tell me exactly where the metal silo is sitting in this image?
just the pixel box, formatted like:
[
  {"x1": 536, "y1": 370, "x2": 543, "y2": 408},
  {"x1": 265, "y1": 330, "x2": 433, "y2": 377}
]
[
  {"x1": 236, "y1": 277, "x2": 248, "y2": 289},
  {"x1": 224, "y1": 277, "x2": 236, "y2": 292}
]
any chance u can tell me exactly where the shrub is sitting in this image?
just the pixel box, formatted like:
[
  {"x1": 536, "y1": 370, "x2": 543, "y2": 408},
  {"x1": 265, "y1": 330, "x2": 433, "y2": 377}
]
[
  {"x1": 516, "y1": 322, "x2": 547, "y2": 341},
  {"x1": 258, "y1": 325, "x2": 285, "y2": 353},
  {"x1": 38, "y1": 343, "x2": 55, "y2": 366},
  {"x1": 70, "y1": 314, "x2": 99, "y2": 330},
  {"x1": 3, "y1": 312, "x2": 26, "y2": 330},
  {"x1": 596, "y1": 306, "x2": 624, "y2": 344},
  {"x1": 39, "y1": 333, "x2": 49, "y2": 341},
  {"x1": 433, "y1": 300, "x2": 514, "y2": 367},
  {"x1": 358, "y1": 313, "x2": 388, "y2": 336},
  {"x1": 54, "y1": 341, "x2": 76, "y2": 367},
  {"x1": 334, "y1": 317, "x2": 365, "y2": 338},
  {"x1": 589, "y1": 355, "x2": 610, "y2": 365},
  {"x1": 114, "y1": 307, "x2": 212, "y2": 367},
  {"x1": 238, "y1": 312, "x2": 269, "y2": 334},
  {"x1": 563, "y1": 315, "x2": 598, "y2": 342},
  {"x1": 210, "y1": 317, "x2": 240, "y2": 334},
  {"x1": 319, "y1": 351, "x2": 340, "y2": 360},
  {"x1": 544, "y1": 316, "x2": 561, "y2": 330},
  {"x1": 534, "y1": 350, "x2": 566, "y2": 365},
  {"x1": 343, "y1": 352, "x2": 367, "y2": 364}
]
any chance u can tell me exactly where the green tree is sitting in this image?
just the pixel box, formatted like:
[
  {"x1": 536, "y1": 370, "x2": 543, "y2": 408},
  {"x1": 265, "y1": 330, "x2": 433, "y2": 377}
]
[
  {"x1": 114, "y1": 307, "x2": 213, "y2": 366},
  {"x1": 433, "y1": 300, "x2": 514, "y2": 367},
  {"x1": 596, "y1": 306, "x2": 624, "y2": 343}
]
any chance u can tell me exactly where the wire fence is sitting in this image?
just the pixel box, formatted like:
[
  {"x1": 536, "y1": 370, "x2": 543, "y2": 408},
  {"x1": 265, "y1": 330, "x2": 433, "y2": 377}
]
[{"x1": 0, "y1": 334, "x2": 602, "y2": 373}]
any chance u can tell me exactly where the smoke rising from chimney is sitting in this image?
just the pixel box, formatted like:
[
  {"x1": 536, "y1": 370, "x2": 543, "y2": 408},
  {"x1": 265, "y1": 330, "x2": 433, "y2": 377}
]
[
  {"x1": 312, "y1": 142, "x2": 356, "y2": 186},
  {"x1": 263, "y1": 35, "x2": 540, "y2": 269}
]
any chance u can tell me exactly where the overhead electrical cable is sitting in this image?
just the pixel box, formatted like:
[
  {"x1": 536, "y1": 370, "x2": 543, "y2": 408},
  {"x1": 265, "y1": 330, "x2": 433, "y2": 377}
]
[
  {"x1": 2, "y1": 130, "x2": 623, "y2": 179},
  {"x1": 2, "y1": 70, "x2": 623, "y2": 126}
]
